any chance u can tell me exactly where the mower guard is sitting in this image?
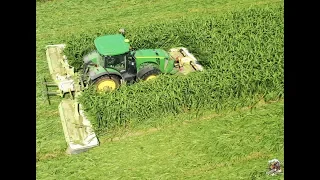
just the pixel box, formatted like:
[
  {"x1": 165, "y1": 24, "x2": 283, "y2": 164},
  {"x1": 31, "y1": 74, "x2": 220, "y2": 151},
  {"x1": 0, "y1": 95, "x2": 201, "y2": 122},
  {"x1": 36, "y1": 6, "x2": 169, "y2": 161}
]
[
  {"x1": 44, "y1": 44, "x2": 81, "y2": 98},
  {"x1": 59, "y1": 99, "x2": 99, "y2": 154},
  {"x1": 168, "y1": 47, "x2": 204, "y2": 75},
  {"x1": 46, "y1": 44, "x2": 74, "y2": 82}
]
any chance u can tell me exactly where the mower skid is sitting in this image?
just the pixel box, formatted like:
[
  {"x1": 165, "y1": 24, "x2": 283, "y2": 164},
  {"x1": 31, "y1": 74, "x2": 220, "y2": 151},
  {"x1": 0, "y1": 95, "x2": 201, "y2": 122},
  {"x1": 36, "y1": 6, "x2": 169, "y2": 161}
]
[{"x1": 58, "y1": 99, "x2": 99, "y2": 154}]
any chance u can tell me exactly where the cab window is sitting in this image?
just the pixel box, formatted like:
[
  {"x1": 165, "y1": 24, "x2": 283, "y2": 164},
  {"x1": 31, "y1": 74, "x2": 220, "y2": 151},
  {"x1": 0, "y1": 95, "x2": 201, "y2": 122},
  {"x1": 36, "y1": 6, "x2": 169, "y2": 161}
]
[{"x1": 104, "y1": 54, "x2": 126, "y2": 71}]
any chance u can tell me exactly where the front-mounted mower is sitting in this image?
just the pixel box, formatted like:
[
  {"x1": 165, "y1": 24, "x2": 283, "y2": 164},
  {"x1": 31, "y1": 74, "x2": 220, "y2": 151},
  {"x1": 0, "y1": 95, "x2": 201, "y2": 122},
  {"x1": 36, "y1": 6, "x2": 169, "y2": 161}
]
[{"x1": 42, "y1": 29, "x2": 204, "y2": 154}]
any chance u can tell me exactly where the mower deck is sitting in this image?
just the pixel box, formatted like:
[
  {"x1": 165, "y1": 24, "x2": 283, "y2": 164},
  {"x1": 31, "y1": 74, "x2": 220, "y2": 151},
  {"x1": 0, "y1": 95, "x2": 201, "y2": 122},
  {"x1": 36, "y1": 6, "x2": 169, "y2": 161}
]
[{"x1": 59, "y1": 99, "x2": 99, "y2": 154}]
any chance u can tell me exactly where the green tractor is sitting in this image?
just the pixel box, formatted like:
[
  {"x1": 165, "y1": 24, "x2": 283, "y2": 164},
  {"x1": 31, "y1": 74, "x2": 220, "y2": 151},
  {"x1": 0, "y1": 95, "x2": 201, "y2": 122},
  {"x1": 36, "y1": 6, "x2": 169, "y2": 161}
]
[
  {"x1": 43, "y1": 29, "x2": 204, "y2": 154},
  {"x1": 80, "y1": 29, "x2": 203, "y2": 92}
]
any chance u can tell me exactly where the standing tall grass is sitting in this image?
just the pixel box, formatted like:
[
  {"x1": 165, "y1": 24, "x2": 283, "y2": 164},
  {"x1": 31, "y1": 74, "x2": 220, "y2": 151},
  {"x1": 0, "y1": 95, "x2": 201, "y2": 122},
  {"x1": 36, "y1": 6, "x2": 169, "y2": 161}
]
[{"x1": 62, "y1": 5, "x2": 284, "y2": 134}]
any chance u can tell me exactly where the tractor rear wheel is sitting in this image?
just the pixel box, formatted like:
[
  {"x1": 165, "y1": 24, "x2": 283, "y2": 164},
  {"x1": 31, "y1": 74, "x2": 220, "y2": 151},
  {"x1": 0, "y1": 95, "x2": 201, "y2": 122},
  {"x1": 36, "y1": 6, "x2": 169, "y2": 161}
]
[
  {"x1": 93, "y1": 75, "x2": 120, "y2": 92},
  {"x1": 141, "y1": 68, "x2": 161, "y2": 81}
]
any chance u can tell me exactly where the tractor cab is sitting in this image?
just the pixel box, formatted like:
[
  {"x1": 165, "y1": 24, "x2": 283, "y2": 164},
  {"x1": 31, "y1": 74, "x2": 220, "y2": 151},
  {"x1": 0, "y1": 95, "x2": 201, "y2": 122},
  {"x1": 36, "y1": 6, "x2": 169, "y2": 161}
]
[
  {"x1": 95, "y1": 34, "x2": 133, "y2": 70},
  {"x1": 92, "y1": 34, "x2": 138, "y2": 82}
]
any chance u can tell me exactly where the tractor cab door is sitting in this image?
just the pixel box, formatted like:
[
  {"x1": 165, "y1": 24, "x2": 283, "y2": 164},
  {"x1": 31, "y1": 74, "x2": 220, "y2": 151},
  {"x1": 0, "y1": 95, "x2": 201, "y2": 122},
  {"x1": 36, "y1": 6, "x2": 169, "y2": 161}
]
[
  {"x1": 105, "y1": 53, "x2": 137, "y2": 83},
  {"x1": 104, "y1": 53, "x2": 137, "y2": 75},
  {"x1": 126, "y1": 54, "x2": 137, "y2": 74},
  {"x1": 119, "y1": 53, "x2": 137, "y2": 83},
  {"x1": 104, "y1": 54, "x2": 126, "y2": 72}
]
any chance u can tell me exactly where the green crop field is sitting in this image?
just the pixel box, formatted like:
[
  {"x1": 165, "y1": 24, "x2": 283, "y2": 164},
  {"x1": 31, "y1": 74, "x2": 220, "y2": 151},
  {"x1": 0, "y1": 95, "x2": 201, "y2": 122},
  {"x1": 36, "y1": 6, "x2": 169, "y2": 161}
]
[{"x1": 36, "y1": 0, "x2": 284, "y2": 179}]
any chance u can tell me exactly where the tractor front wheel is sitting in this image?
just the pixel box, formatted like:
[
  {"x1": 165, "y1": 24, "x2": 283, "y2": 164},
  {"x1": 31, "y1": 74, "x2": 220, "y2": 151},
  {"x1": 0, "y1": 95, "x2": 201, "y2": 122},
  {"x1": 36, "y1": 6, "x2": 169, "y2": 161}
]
[
  {"x1": 93, "y1": 75, "x2": 120, "y2": 92},
  {"x1": 141, "y1": 68, "x2": 161, "y2": 81}
]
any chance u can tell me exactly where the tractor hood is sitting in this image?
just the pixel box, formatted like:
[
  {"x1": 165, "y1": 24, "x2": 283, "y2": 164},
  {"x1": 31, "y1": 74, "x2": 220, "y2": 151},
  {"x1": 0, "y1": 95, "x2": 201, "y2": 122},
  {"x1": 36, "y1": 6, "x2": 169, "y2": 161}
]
[
  {"x1": 133, "y1": 49, "x2": 174, "y2": 73},
  {"x1": 134, "y1": 49, "x2": 169, "y2": 59}
]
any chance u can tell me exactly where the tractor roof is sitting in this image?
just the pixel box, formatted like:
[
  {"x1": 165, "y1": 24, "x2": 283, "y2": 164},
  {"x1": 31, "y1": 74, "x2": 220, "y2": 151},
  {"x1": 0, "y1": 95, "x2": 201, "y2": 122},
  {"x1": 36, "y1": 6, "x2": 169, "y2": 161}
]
[{"x1": 94, "y1": 34, "x2": 130, "y2": 56}]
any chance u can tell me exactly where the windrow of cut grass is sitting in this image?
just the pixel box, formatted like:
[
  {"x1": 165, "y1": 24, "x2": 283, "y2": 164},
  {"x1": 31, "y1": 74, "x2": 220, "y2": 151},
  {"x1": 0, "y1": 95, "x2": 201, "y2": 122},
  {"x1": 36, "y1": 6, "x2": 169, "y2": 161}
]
[{"x1": 62, "y1": 5, "x2": 283, "y2": 134}]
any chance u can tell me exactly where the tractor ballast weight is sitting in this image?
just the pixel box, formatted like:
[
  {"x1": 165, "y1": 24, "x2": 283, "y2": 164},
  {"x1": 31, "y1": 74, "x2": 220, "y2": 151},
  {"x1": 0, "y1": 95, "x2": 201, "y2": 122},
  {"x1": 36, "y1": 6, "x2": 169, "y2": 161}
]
[{"x1": 43, "y1": 29, "x2": 204, "y2": 154}]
